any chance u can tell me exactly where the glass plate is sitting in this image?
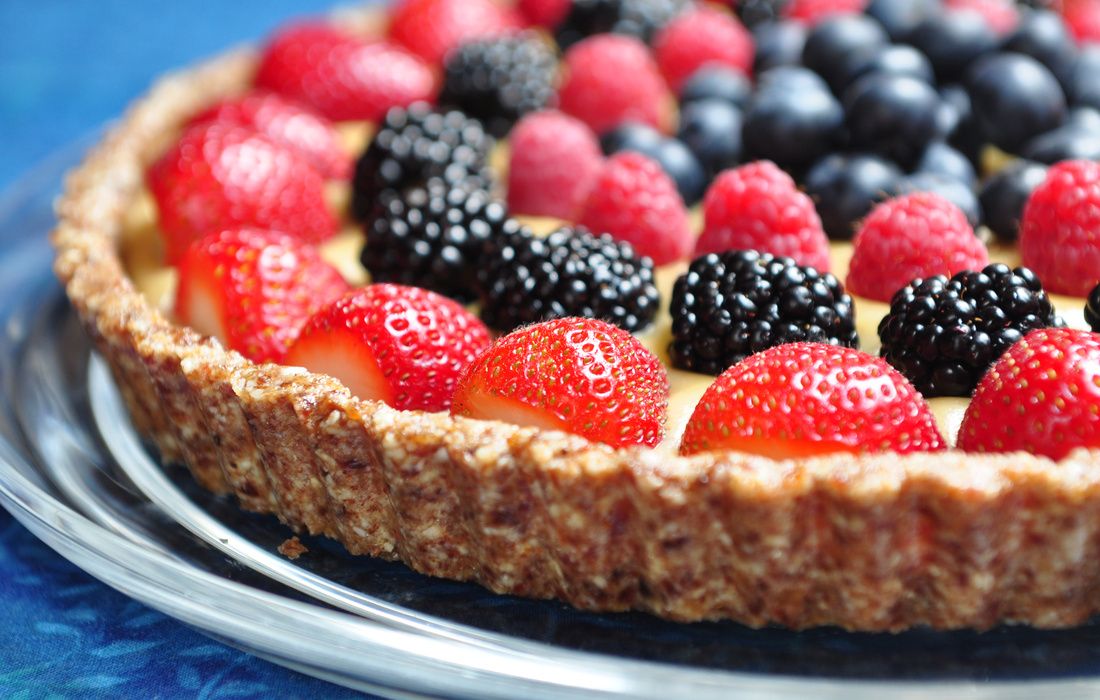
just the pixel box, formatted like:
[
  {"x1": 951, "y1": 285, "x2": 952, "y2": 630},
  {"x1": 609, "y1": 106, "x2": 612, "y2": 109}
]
[{"x1": 4, "y1": 142, "x2": 1100, "y2": 699}]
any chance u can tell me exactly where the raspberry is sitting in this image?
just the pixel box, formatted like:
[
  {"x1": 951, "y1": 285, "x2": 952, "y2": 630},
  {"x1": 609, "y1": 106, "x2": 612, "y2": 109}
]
[
  {"x1": 557, "y1": 34, "x2": 673, "y2": 135},
  {"x1": 945, "y1": 0, "x2": 1020, "y2": 35},
  {"x1": 577, "y1": 152, "x2": 693, "y2": 265},
  {"x1": 387, "y1": 0, "x2": 522, "y2": 65},
  {"x1": 1019, "y1": 160, "x2": 1100, "y2": 297},
  {"x1": 783, "y1": 0, "x2": 867, "y2": 24},
  {"x1": 695, "y1": 161, "x2": 831, "y2": 272},
  {"x1": 653, "y1": 6, "x2": 754, "y2": 93},
  {"x1": 519, "y1": 0, "x2": 572, "y2": 27},
  {"x1": 507, "y1": 110, "x2": 605, "y2": 219},
  {"x1": 847, "y1": 192, "x2": 990, "y2": 302},
  {"x1": 1064, "y1": 0, "x2": 1100, "y2": 42}
]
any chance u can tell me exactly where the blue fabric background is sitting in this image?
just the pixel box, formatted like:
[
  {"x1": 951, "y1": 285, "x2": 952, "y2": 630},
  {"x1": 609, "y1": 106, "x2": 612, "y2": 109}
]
[{"x1": 0, "y1": 2, "x2": 383, "y2": 697}]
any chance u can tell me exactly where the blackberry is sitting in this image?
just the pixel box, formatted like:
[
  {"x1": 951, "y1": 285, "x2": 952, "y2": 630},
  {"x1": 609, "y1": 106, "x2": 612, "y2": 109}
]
[
  {"x1": 351, "y1": 104, "x2": 494, "y2": 224},
  {"x1": 669, "y1": 250, "x2": 858, "y2": 375},
  {"x1": 555, "y1": 0, "x2": 688, "y2": 49},
  {"x1": 363, "y1": 184, "x2": 521, "y2": 303},
  {"x1": 477, "y1": 226, "x2": 660, "y2": 333},
  {"x1": 1087, "y1": 282, "x2": 1100, "y2": 333},
  {"x1": 878, "y1": 264, "x2": 1062, "y2": 398},
  {"x1": 438, "y1": 35, "x2": 557, "y2": 138}
]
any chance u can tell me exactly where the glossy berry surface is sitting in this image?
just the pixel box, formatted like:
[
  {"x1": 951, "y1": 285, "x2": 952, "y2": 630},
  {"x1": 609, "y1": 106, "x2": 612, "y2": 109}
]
[
  {"x1": 864, "y1": 0, "x2": 940, "y2": 41},
  {"x1": 680, "y1": 343, "x2": 946, "y2": 458},
  {"x1": 751, "y1": 20, "x2": 808, "y2": 74},
  {"x1": 915, "y1": 142, "x2": 977, "y2": 188},
  {"x1": 507, "y1": 110, "x2": 605, "y2": 220},
  {"x1": 743, "y1": 68, "x2": 844, "y2": 173},
  {"x1": 451, "y1": 317, "x2": 670, "y2": 449},
  {"x1": 966, "y1": 52, "x2": 1066, "y2": 154},
  {"x1": 1001, "y1": 9, "x2": 1077, "y2": 84},
  {"x1": 908, "y1": 9, "x2": 998, "y2": 83},
  {"x1": 676, "y1": 99, "x2": 743, "y2": 180},
  {"x1": 554, "y1": 0, "x2": 689, "y2": 49},
  {"x1": 1021, "y1": 120, "x2": 1100, "y2": 164},
  {"x1": 843, "y1": 73, "x2": 943, "y2": 169},
  {"x1": 958, "y1": 328, "x2": 1100, "y2": 460},
  {"x1": 600, "y1": 123, "x2": 707, "y2": 203},
  {"x1": 803, "y1": 152, "x2": 902, "y2": 241},
  {"x1": 878, "y1": 264, "x2": 1061, "y2": 398},
  {"x1": 286, "y1": 284, "x2": 491, "y2": 411},
  {"x1": 696, "y1": 161, "x2": 830, "y2": 271},
  {"x1": 836, "y1": 44, "x2": 935, "y2": 93},
  {"x1": 669, "y1": 250, "x2": 858, "y2": 375},
  {"x1": 679, "y1": 66, "x2": 752, "y2": 108},
  {"x1": 477, "y1": 225, "x2": 660, "y2": 333},
  {"x1": 978, "y1": 159, "x2": 1048, "y2": 242},
  {"x1": 894, "y1": 173, "x2": 982, "y2": 228},
  {"x1": 801, "y1": 14, "x2": 888, "y2": 93}
]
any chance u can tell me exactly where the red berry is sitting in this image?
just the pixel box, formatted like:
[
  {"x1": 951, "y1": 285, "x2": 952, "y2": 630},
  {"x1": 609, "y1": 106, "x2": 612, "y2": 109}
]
[
  {"x1": 783, "y1": 0, "x2": 867, "y2": 24},
  {"x1": 174, "y1": 228, "x2": 350, "y2": 364},
  {"x1": 1019, "y1": 160, "x2": 1100, "y2": 297},
  {"x1": 188, "y1": 90, "x2": 351, "y2": 179},
  {"x1": 387, "y1": 0, "x2": 522, "y2": 65},
  {"x1": 958, "y1": 328, "x2": 1100, "y2": 460},
  {"x1": 285, "y1": 284, "x2": 490, "y2": 412},
  {"x1": 945, "y1": 0, "x2": 1019, "y2": 35},
  {"x1": 519, "y1": 0, "x2": 571, "y2": 27},
  {"x1": 507, "y1": 110, "x2": 604, "y2": 220},
  {"x1": 653, "y1": 6, "x2": 753, "y2": 94},
  {"x1": 557, "y1": 34, "x2": 672, "y2": 135},
  {"x1": 680, "y1": 343, "x2": 946, "y2": 458},
  {"x1": 254, "y1": 23, "x2": 437, "y2": 122},
  {"x1": 578, "y1": 152, "x2": 693, "y2": 265},
  {"x1": 695, "y1": 161, "x2": 831, "y2": 272},
  {"x1": 451, "y1": 317, "x2": 669, "y2": 448},
  {"x1": 847, "y1": 192, "x2": 989, "y2": 302},
  {"x1": 148, "y1": 121, "x2": 339, "y2": 265},
  {"x1": 1064, "y1": 0, "x2": 1100, "y2": 42}
]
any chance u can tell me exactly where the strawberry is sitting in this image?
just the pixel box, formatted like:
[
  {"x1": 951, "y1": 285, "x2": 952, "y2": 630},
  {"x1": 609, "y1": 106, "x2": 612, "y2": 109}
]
[
  {"x1": 680, "y1": 343, "x2": 946, "y2": 458},
  {"x1": 387, "y1": 0, "x2": 523, "y2": 65},
  {"x1": 254, "y1": 22, "x2": 437, "y2": 123},
  {"x1": 285, "y1": 284, "x2": 490, "y2": 412},
  {"x1": 147, "y1": 121, "x2": 338, "y2": 264},
  {"x1": 451, "y1": 317, "x2": 669, "y2": 448},
  {"x1": 188, "y1": 90, "x2": 352, "y2": 179},
  {"x1": 174, "y1": 228, "x2": 350, "y2": 364},
  {"x1": 958, "y1": 328, "x2": 1100, "y2": 460}
]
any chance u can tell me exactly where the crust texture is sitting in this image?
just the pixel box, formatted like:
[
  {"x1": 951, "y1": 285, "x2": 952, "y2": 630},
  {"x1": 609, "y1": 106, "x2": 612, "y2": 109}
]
[{"x1": 51, "y1": 29, "x2": 1100, "y2": 633}]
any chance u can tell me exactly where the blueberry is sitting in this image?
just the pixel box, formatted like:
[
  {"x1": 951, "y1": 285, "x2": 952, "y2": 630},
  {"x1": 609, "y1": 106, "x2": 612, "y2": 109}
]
[
  {"x1": 803, "y1": 153, "x2": 902, "y2": 240},
  {"x1": 802, "y1": 15, "x2": 889, "y2": 94},
  {"x1": 916, "y1": 142, "x2": 977, "y2": 188},
  {"x1": 908, "y1": 10, "x2": 998, "y2": 83},
  {"x1": 735, "y1": 0, "x2": 787, "y2": 28},
  {"x1": 865, "y1": 0, "x2": 942, "y2": 43},
  {"x1": 600, "y1": 121, "x2": 663, "y2": 156},
  {"x1": 677, "y1": 99, "x2": 742, "y2": 179},
  {"x1": 844, "y1": 74, "x2": 943, "y2": 169},
  {"x1": 1068, "y1": 106, "x2": 1100, "y2": 131},
  {"x1": 939, "y1": 84, "x2": 984, "y2": 166},
  {"x1": 978, "y1": 160, "x2": 1048, "y2": 242},
  {"x1": 1066, "y1": 45, "x2": 1100, "y2": 111},
  {"x1": 837, "y1": 44, "x2": 935, "y2": 93},
  {"x1": 600, "y1": 122, "x2": 707, "y2": 203},
  {"x1": 1002, "y1": 10, "x2": 1077, "y2": 88},
  {"x1": 1020, "y1": 122, "x2": 1100, "y2": 163},
  {"x1": 895, "y1": 173, "x2": 982, "y2": 227},
  {"x1": 966, "y1": 53, "x2": 1066, "y2": 153},
  {"x1": 679, "y1": 67, "x2": 752, "y2": 109},
  {"x1": 743, "y1": 70, "x2": 844, "y2": 173},
  {"x1": 752, "y1": 20, "x2": 807, "y2": 75}
]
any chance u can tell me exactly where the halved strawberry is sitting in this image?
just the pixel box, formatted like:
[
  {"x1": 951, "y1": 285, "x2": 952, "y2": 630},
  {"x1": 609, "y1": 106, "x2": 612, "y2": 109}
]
[
  {"x1": 680, "y1": 343, "x2": 946, "y2": 458},
  {"x1": 174, "y1": 228, "x2": 350, "y2": 363},
  {"x1": 450, "y1": 317, "x2": 670, "y2": 448},
  {"x1": 958, "y1": 328, "x2": 1100, "y2": 460},
  {"x1": 254, "y1": 22, "x2": 437, "y2": 123},
  {"x1": 188, "y1": 90, "x2": 352, "y2": 179},
  {"x1": 148, "y1": 121, "x2": 338, "y2": 264},
  {"x1": 284, "y1": 284, "x2": 491, "y2": 412}
]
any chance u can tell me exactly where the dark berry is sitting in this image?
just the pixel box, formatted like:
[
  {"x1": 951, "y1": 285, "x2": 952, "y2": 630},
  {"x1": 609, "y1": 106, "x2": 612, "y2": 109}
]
[
  {"x1": 878, "y1": 264, "x2": 1062, "y2": 397},
  {"x1": 966, "y1": 52, "x2": 1066, "y2": 154},
  {"x1": 679, "y1": 66, "x2": 752, "y2": 108},
  {"x1": 865, "y1": 0, "x2": 942, "y2": 43},
  {"x1": 908, "y1": 10, "x2": 998, "y2": 83},
  {"x1": 743, "y1": 69, "x2": 844, "y2": 173},
  {"x1": 555, "y1": 0, "x2": 688, "y2": 49},
  {"x1": 1067, "y1": 46, "x2": 1100, "y2": 111},
  {"x1": 600, "y1": 122, "x2": 707, "y2": 203},
  {"x1": 751, "y1": 20, "x2": 807, "y2": 75},
  {"x1": 837, "y1": 44, "x2": 935, "y2": 93},
  {"x1": 843, "y1": 74, "x2": 943, "y2": 169},
  {"x1": 677, "y1": 99, "x2": 743, "y2": 179},
  {"x1": 978, "y1": 160, "x2": 1049, "y2": 242},
  {"x1": 1002, "y1": 9, "x2": 1077, "y2": 89},
  {"x1": 362, "y1": 185, "x2": 520, "y2": 303},
  {"x1": 916, "y1": 142, "x2": 976, "y2": 188},
  {"x1": 477, "y1": 225, "x2": 660, "y2": 333},
  {"x1": 801, "y1": 15, "x2": 889, "y2": 94},
  {"x1": 599, "y1": 121, "x2": 663, "y2": 155},
  {"x1": 1020, "y1": 121, "x2": 1100, "y2": 163},
  {"x1": 1069, "y1": 106, "x2": 1100, "y2": 131},
  {"x1": 803, "y1": 153, "x2": 902, "y2": 241},
  {"x1": 894, "y1": 173, "x2": 982, "y2": 228},
  {"x1": 1087, "y1": 282, "x2": 1100, "y2": 332},
  {"x1": 735, "y1": 0, "x2": 788, "y2": 28},
  {"x1": 438, "y1": 35, "x2": 557, "y2": 138},
  {"x1": 939, "y1": 84, "x2": 984, "y2": 166},
  {"x1": 669, "y1": 249, "x2": 858, "y2": 375},
  {"x1": 351, "y1": 105, "x2": 493, "y2": 224}
]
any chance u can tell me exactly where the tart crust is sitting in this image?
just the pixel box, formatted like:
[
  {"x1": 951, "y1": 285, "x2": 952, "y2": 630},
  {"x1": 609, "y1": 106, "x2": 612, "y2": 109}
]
[{"x1": 51, "y1": 28, "x2": 1100, "y2": 633}]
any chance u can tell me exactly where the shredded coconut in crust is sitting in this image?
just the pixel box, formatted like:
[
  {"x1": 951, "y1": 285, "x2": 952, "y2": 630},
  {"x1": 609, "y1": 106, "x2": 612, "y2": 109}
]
[{"x1": 51, "y1": 14, "x2": 1100, "y2": 632}]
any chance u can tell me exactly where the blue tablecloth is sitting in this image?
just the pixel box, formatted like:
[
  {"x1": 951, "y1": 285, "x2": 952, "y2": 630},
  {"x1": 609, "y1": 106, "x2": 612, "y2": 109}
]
[{"x1": 0, "y1": 2, "x2": 378, "y2": 696}]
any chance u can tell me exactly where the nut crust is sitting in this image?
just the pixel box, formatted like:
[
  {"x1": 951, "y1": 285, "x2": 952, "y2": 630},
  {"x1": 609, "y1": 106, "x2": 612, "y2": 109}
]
[{"x1": 51, "y1": 23, "x2": 1100, "y2": 632}]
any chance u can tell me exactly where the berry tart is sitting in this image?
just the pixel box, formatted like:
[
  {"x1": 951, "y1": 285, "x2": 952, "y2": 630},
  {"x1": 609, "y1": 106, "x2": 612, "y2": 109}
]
[{"x1": 51, "y1": 0, "x2": 1100, "y2": 632}]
